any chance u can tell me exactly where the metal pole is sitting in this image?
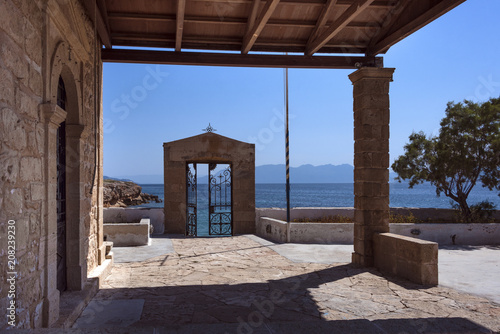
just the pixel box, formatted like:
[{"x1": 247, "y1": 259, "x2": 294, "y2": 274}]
[{"x1": 285, "y1": 66, "x2": 291, "y2": 243}]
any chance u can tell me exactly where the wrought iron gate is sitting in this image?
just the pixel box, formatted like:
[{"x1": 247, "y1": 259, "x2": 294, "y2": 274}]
[
  {"x1": 186, "y1": 164, "x2": 197, "y2": 236},
  {"x1": 185, "y1": 163, "x2": 232, "y2": 236},
  {"x1": 209, "y1": 164, "x2": 232, "y2": 235}
]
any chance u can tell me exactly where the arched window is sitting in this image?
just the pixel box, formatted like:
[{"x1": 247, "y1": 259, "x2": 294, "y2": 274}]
[{"x1": 57, "y1": 76, "x2": 67, "y2": 110}]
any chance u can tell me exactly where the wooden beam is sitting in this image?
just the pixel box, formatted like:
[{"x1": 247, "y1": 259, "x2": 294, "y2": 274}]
[
  {"x1": 305, "y1": 0, "x2": 375, "y2": 56},
  {"x1": 246, "y1": 0, "x2": 262, "y2": 33},
  {"x1": 96, "y1": 0, "x2": 111, "y2": 38},
  {"x1": 102, "y1": 49, "x2": 382, "y2": 69},
  {"x1": 369, "y1": 0, "x2": 466, "y2": 55},
  {"x1": 82, "y1": 0, "x2": 112, "y2": 48},
  {"x1": 112, "y1": 32, "x2": 366, "y2": 49},
  {"x1": 241, "y1": 0, "x2": 281, "y2": 54},
  {"x1": 176, "y1": 0, "x2": 186, "y2": 51},
  {"x1": 366, "y1": 0, "x2": 410, "y2": 56},
  {"x1": 110, "y1": 37, "x2": 367, "y2": 54},
  {"x1": 306, "y1": 0, "x2": 338, "y2": 49}
]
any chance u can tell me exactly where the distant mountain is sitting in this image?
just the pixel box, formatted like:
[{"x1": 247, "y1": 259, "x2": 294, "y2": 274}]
[
  {"x1": 110, "y1": 174, "x2": 164, "y2": 184},
  {"x1": 256, "y1": 164, "x2": 354, "y2": 183},
  {"x1": 103, "y1": 175, "x2": 133, "y2": 182},
  {"x1": 110, "y1": 166, "x2": 400, "y2": 184}
]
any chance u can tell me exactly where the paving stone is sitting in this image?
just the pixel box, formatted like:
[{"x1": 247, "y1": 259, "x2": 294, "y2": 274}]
[{"x1": 68, "y1": 235, "x2": 500, "y2": 333}]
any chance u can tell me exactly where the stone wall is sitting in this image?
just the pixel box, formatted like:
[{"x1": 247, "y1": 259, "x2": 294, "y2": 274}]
[
  {"x1": 103, "y1": 207, "x2": 165, "y2": 234},
  {"x1": 0, "y1": 0, "x2": 103, "y2": 329},
  {"x1": 374, "y1": 233, "x2": 438, "y2": 285},
  {"x1": 256, "y1": 213, "x2": 500, "y2": 246}
]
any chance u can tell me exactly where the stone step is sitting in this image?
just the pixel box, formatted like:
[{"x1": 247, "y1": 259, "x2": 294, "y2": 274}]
[{"x1": 103, "y1": 241, "x2": 113, "y2": 255}]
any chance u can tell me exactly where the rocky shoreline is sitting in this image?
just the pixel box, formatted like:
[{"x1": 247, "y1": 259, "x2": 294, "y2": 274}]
[{"x1": 103, "y1": 179, "x2": 162, "y2": 208}]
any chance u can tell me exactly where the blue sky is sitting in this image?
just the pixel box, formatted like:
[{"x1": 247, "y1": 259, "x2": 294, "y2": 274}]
[{"x1": 103, "y1": 0, "x2": 500, "y2": 178}]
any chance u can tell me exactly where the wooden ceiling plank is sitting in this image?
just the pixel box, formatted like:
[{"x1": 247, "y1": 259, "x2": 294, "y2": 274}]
[
  {"x1": 176, "y1": 0, "x2": 186, "y2": 51},
  {"x1": 188, "y1": 0, "x2": 393, "y2": 6},
  {"x1": 305, "y1": 0, "x2": 375, "y2": 56},
  {"x1": 83, "y1": 0, "x2": 112, "y2": 48},
  {"x1": 108, "y1": 12, "x2": 175, "y2": 21},
  {"x1": 306, "y1": 0, "x2": 337, "y2": 47},
  {"x1": 369, "y1": 0, "x2": 466, "y2": 55},
  {"x1": 102, "y1": 49, "x2": 383, "y2": 69},
  {"x1": 108, "y1": 11, "x2": 376, "y2": 30},
  {"x1": 241, "y1": 0, "x2": 281, "y2": 54}
]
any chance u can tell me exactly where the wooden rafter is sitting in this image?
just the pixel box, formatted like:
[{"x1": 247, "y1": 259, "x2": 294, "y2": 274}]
[
  {"x1": 305, "y1": 0, "x2": 375, "y2": 56},
  {"x1": 96, "y1": 0, "x2": 111, "y2": 38},
  {"x1": 306, "y1": 0, "x2": 338, "y2": 48},
  {"x1": 102, "y1": 49, "x2": 383, "y2": 69},
  {"x1": 365, "y1": 0, "x2": 411, "y2": 56},
  {"x1": 176, "y1": 0, "x2": 186, "y2": 51},
  {"x1": 246, "y1": 0, "x2": 262, "y2": 34},
  {"x1": 241, "y1": 0, "x2": 280, "y2": 54},
  {"x1": 102, "y1": 0, "x2": 463, "y2": 56},
  {"x1": 83, "y1": 0, "x2": 112, "y2": 48},
  {"x1": 368, "y1": 0, "x2": 466, "y2": 55}
]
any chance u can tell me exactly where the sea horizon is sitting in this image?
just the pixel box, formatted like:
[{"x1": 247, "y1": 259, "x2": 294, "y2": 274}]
[{"x1": 134, "y1": 183, "x2": 500, "y2": 210}]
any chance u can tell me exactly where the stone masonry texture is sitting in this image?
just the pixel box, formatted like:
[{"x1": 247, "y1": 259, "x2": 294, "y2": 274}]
[{"x1": 0, "y1": 0, "x2": 104, "y2": 329}]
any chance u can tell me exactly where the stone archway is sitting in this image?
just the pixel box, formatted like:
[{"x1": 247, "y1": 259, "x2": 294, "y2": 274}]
[
  {"x1": 41, "y1": 41, "x2": 89, "y2": 303},
  {"x1": 163, "y1": 132, "x2": 255, "y2": 235}
]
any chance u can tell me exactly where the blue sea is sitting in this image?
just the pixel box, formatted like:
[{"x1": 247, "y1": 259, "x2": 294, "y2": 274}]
[
  {"x1": 137, "y1": 183, "x2": 500, "y2": 209},
  {"x1": 135, "y1": 183, "x2": 500, "y2": 236}
]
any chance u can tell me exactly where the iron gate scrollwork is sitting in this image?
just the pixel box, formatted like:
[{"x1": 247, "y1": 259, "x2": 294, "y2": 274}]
[
  {"x1": 186, "y1": 163, "x2": 197, "y2": 236},
  {"x1": 209, "y1": 164, "x2": 232, "y2": 235}
]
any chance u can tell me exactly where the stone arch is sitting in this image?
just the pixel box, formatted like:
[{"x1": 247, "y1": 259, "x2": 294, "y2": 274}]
[
  {"x1": 49, "y1": 41, "x2": 82, "y2": 124},
  {"x1": 48, "y1": 41, "x2": 87, "y2": 292}
]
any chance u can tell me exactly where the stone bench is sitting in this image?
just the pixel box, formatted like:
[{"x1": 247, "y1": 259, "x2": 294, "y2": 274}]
[
  {"x1": 374, "y1": 232, "x2": 438, "y2": 285},
  {"x1": 103, "y1": 218, "x2": 150, "y2": 247}
]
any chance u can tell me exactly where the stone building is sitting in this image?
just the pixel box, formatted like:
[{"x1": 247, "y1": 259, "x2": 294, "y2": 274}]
[{"x1": 0, "y1": 0, "x2": 108, "y2": 329}]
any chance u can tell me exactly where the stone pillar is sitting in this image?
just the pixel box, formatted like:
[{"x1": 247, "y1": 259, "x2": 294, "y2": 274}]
[
  {"x1": 65, "y1": 124, "x2": 88, "y2": 290},
  {"x1": 349, "y1": 67, "x2": 395, "y2": 267},
  {"x1": 40, "y1": 103, "x2": 67, "y2": 326}
]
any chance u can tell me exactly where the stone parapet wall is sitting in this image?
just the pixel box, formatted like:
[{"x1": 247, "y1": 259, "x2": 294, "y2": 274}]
[
  {"x1": 374, "y1": 233, "x2": 438, "y2": 285},
  {"x1": 256, "y1": 208, "x2": 500, "y2": 246},
  {"x1": 103, "y1": 208, "x2": 165, "y2": 234},
  {"x1": 257, "y1": 207, "x2": 500, "y2": 222},
  {"x1": 103, "y1": 219, "x2": 150, "y2": 247}
]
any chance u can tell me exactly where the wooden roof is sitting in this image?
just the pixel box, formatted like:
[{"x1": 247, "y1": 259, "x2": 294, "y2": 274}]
[{"x1": 86, "y1": 0, "x2": 466, "y2": 68}]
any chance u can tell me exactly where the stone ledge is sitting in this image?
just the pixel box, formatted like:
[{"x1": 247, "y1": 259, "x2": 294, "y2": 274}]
[
  {"x1": 103, "y1": 218, "x2": 150, "y2": 246},
  {"x1": 374, "y1": 232, "x2": 438, "y2": 286}
]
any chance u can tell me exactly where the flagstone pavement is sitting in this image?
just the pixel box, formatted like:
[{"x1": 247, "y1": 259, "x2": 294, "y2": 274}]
[{"x1": 70, "y1": 235, "x2": 500, "y2": 333}]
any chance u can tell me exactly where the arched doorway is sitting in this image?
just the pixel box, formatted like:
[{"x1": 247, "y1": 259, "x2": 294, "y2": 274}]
[{"x1": 56, "y1": 76, "x2": 67, "y2": 292}]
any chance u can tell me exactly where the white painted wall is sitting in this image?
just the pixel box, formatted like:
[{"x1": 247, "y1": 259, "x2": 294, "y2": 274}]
[{"x1": 257, "y1": 209, "x2": 500, "y2": 246}]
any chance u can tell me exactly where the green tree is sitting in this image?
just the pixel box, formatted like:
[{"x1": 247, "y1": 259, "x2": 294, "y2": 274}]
[{"x1": 392, "y1": 97, "x2": 500, "y2": 221}]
